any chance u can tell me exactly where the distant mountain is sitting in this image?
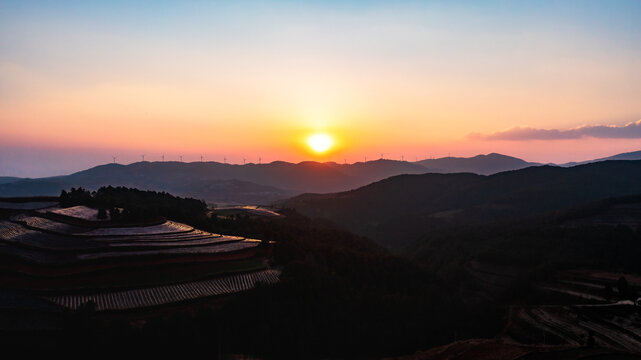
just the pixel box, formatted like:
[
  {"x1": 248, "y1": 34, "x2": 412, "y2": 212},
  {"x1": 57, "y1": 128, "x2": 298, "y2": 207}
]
[
  {"x1": 415, "y1": 153, "x2": 539, "y2": 175},
  {"x1": 600, "y1": 150, "x2": 641, "y2": 161},
  {"x1": 182, "y1": 179, "x2": 293, "y2": 205},
  {"x1": 562, "y1": 150, "x2": 641, "y2": 167},
  {"x1": 0, "y1": 160, "x2": 429, "y2": 204},
  {"x1": 0, "y1": 153, "x2": 551, "y2": 204},
  {"x1": 282, "y1": 160, "x2": 641, "y2": 250},
  {"x1": 0, "y1": 179, "x2": 67, "y2": 197},
  {"x1": 0, "y1": 177, "x2": 22, "y2": 185}
]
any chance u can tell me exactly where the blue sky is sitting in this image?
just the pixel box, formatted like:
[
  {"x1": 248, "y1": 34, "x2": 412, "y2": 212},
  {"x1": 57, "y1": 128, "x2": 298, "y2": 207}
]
[{"x1": 1, "y1": 1, "x2": 641, "y2": 177}]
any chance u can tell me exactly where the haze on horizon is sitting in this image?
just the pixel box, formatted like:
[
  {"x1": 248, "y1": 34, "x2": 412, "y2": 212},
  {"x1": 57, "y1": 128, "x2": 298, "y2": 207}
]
[{"x1": 1, "y1": 1, "x2": 641, "y2": 177}]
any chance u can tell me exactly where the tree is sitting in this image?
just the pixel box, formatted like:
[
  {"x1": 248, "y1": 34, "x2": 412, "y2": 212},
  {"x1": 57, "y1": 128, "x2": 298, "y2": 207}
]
[{"x1": 109, "y1": 207, "x2": 121, "y2": 221}]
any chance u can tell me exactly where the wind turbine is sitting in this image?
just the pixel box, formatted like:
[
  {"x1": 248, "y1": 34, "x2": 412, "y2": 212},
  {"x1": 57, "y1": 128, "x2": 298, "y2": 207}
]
[
  {"x1": 200, "y1": 155, "x2": 203, "y2": 162},
  {"x1": 112, "y1": 156, "x2": 116, "y2": 164},
  {"x1": 179, "y1": 155, "x2": 183, "y2": 162},
  {"x1": 242, "y1": 157, "x2": 246, "y2": 165},
  {"x1": 161, "y1": 154, "x2": 165, "y2": 162},
  {"x1": 223, "y1": 157, "x2": 226, "y2": 164},
  {"x1": 141, "y1": 154, "x2": 145, "y2": 162}
]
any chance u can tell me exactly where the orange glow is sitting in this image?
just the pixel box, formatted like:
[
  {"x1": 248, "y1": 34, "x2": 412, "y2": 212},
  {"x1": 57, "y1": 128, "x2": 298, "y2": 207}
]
[
  {"x1": 2, "y1": 1, "x2": 641, "y2": 177},
  {"x1": 307, "y1": 133, "x2": 334, "y2": 153}
]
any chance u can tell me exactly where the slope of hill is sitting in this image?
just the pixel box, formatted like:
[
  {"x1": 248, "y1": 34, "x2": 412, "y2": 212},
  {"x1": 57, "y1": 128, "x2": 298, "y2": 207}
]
[
  {"x1": 605, "y1": 149, "x2": 641, "y2": 161},
  {"x1": 0, "y1": 177, "x2": 22, "y2": 185},
  {"x1": 282, "y1": 160, "x2": 641, "y2": 250},
  {"x1": 0, "y1": 154, "x2": 543, "y2": 204},
  {"x1": 0, "y1": 175, "x2": 292, "y2": 206},
  {"x1": 415, "y1": 153, "x2": 538, "y2": 175},
  {"x1": 562, "y1": 150, "x2": 641, "y2": 167},
  {"x1": 0, "y1": 160, "x2": 430, "y2": 204}
]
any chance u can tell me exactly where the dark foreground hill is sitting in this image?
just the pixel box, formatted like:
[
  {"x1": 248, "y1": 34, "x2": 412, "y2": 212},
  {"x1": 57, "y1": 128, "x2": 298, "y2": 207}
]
[
  {"x1": 282, "y1": 160, "x2": 641, "y2": 250},
  {"x1": 5, "y1": 188, "x2": 641, "y2": 357},
  {"x1": 0, "y1": 190, "x2": 496, "y2": 357}
]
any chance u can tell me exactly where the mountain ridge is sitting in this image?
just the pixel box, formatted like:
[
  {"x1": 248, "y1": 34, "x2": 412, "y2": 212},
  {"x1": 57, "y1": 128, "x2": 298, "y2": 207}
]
[
  {"x1": 0, "y1": 159, "x2": 429, "y2": 204},
  {"x1": 282, "y1": 160, "x2": 641, "y2": 250},
  {"x1": 3, "y1": 150, "x2": 640, "y2": 204},
  {"x1": 415, "y1": 152, "x2": 539, "y2": 175},
  {"x1": 562, "y1": 150, "x2": 641, "y2": 167}
]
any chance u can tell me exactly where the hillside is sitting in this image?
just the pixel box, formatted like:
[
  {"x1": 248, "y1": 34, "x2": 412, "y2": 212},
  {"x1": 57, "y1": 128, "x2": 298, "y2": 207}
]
[
  {"x1": 282, "y1": 160, "x2": 641, "y2": 250},
  {"x1": 0, "y1": 160, "x2": 429, "y2": 204},
  {"x1": 562, "y1": 150, "x2": 641, "y2": 167},
  {"x1": 0, "y1": 191, "x2": 491, "y2": 357},
  {"x1": 415, "y1": 153, "x2": 538, "y2": 175},
  {"x1": 0, "y1": 177, "x2": 22, "y2": 185},
  {"x1": 0, "y1": 154, "x2": 544, "y2": 205},
  {"x1": 5, "y1": 188, "x2": 641, "y2": 357}
]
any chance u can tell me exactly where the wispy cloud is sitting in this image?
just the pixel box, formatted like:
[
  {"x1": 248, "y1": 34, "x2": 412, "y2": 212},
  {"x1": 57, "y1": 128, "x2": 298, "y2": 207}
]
[{"x1": 471, "y1": 120, "x2": 641, "y2": 141}]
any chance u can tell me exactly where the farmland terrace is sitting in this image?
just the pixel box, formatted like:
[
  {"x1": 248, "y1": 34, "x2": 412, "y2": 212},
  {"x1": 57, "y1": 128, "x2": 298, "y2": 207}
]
[
  {"x1": 500, "y1": 270, "x2": 641, "y2": 353},
  {"x1": 457, "y1": 261, "x2": 641, "y2": 357},
  {"x1": 0, "y1": 201, "x2": 279, "y2": 313}
]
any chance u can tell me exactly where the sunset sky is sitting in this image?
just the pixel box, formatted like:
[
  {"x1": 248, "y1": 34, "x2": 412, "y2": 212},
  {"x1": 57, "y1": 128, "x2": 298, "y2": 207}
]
[{"x1": 2, "y1": 1, "x2": 641, "y2": 177}]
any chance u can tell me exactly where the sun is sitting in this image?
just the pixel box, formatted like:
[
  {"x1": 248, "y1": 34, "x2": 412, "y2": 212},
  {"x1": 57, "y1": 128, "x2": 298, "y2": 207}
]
[{"x1": 307, "y1": 133, "x2": 334, "y2": 153}]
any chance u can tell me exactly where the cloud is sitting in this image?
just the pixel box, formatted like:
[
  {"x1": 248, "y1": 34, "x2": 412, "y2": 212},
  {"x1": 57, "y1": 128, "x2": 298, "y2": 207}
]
[{"x1": 471, "y1": 120, "x2": 641, "y2": 141}]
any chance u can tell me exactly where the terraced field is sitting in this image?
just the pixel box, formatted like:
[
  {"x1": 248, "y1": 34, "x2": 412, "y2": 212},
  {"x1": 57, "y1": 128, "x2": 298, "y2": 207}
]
[
  {"x1": 11, "y1": 213, "x2": 194, "y2": 236},
  {"x1": 392, "y1": 339, "x2": 632, "y2": 360},
  {"x1": 11, "y1": 213, "x2": 91, "y2": 233},
  {"x1": 0, "y1": 206, "x2": 279, "y2": 311},
  {"x1": 76, "y1": 240, "x2": 258, "y2": 260},
  {"x1": 45, "y1": 269, "x2": 280, "y2": 311},
  {"x1": 48, "y1": 205, "x2": 101, "y2": 221},
  {"x1": 83, "y1": 221, "x2": 193, "y2": 236},
  {"x1": 500, "y1": 270, "x2": 641, "y2": 354},
  {"x1": 460, "y1": 261, "x2": 641, "y2": 355},
  {"x1": 504, "y1": 305, "x2": 641, "y2": 352}
]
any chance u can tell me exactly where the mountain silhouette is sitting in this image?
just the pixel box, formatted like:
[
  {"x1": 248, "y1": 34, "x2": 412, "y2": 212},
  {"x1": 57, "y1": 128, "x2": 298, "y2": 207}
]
[
  {"x1": 0, "y1": 153, "x2": 539, "y2": 203},
  {"x1": 415, "y1": 153, "x2": 539, "y2": 175},
  {"x1": 562, "y1": 150, "x2": 641, "y2": 167},
  {"x1": 0, "y1": 177, "x2": 22, "y2": 185},
  {"x1": 282, "y1": 160, "x2": 641, "y2": 250},
  {"x1": 0, "y1": 160, "x2": 429, "y2": 204},
  {"x1": 3, "y1": 150, "x2": 639, "y2": 205}
]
